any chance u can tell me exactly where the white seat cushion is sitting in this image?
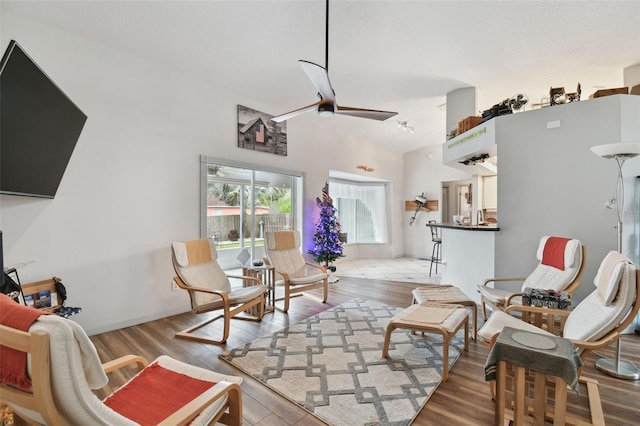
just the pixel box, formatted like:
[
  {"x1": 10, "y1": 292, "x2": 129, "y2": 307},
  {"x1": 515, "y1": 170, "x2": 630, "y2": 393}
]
[
  {"x1": 478, "y1": 310, "x2": 554, "y2": 342},
  {"x1": 478, "y1": 236, "x2": 582, "y2": 305},
  {"x1": 266, "y1": 231, "x2": 325, "y2": 283},
  {"x1": 477, "y1": 287, "x2": 523, "y2": 305},
  {"x1": 594, "y1": 251, "x2": 629, "y2": 306},
  {"x1": 564, "y1": 258, "x2": 636, "y2": 341},
  {"x1": 172, "y1": 239, "x2": 233, "y2": 306},
  {"x1": 195, "y1": 285, "x2": 266, "y2": 311},
  {"x1": 526, "y1": 237, "x2": 582, "y2": 291}
]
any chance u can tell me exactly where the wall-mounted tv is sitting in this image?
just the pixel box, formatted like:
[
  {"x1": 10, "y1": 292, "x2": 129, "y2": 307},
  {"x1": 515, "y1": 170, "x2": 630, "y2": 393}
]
[{"x1": 1, "y1": 40, "x2": 87, "y2": 198}]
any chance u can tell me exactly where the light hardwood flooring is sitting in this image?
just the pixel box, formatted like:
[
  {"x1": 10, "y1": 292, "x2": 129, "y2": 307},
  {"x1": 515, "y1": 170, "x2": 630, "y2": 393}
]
[{"x1": 90, "y1": 278, "x2": 640, "y2": 425}]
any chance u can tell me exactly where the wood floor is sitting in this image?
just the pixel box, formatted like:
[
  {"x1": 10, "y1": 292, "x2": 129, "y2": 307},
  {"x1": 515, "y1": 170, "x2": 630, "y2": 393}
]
[{"x1": 90, "y1": 278, "x2": 640, "y2": 425}]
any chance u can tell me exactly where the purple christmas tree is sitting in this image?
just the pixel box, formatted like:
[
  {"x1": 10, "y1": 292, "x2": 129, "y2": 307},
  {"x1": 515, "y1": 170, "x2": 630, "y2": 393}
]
[{"x1": 308, "y1": 183, "x2": 344, "y2": 269}]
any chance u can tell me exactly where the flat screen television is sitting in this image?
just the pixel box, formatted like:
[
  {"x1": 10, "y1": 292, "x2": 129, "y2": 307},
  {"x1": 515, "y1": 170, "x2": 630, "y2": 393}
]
[
  {"x1": 1, "y1": 40, "x2": 87, "y2": 198},
  {"x1": 0, "y1": 230, "x2": 4, "y2": 286}
]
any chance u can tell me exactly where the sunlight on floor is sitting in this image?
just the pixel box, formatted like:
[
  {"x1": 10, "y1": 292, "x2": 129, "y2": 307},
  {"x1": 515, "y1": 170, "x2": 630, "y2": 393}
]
[{"x1": 333, "y1": 257, "x2": 442, "y2": 285}]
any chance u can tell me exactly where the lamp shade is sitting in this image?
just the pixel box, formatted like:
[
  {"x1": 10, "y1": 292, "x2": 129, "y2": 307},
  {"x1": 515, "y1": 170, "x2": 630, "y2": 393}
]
[{"x1": 590, "y1": 143, "x2": 640, "y2": 159}]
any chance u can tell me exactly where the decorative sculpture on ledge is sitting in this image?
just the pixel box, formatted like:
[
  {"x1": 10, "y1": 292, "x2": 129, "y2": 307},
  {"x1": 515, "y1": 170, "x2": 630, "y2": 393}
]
[{"x1": 409, "y1": 193, "x2": 428, "y2": 226}]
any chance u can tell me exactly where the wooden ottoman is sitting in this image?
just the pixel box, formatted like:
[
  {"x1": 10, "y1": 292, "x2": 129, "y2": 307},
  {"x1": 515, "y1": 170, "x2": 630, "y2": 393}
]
[
  {"x1": 412, "y1": 285, "x2": 478, "y2": 340},
  {"x1": 382, "y1": 303, "x2": 469, "y2": 381}
]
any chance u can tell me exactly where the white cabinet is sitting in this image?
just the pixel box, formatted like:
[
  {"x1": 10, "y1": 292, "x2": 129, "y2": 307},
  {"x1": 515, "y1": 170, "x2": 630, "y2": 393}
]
[{"x1": 483, "y1": 175, "x2": 497, "y2": 210}]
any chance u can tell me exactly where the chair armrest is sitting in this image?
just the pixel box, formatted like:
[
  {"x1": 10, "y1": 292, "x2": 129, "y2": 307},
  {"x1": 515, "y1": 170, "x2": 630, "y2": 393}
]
[
  {"x1": 157, "y1": 381, "x2": 242, "y2": 426},
  {"x1": 571, "y1": 333, "x2": 621, "y2": 354},
  {"x1": 504, "y1": 292, "x2": 524, "y2": 307},
  {"x1": 279, "y1": 271, "x2": 291, "y2": 283},
  {"x1": 481, "y1": 277, "x2": 527, "y2": 288},
  {"x1": 305, "y1": 262, "x2": 327, "y2": 273},
  {"x1": 504, "y1": 305, "x2": 571, "y2": 318},
  {"x1": 505, "y1": 304, "x2": 571, "y2": 335},
  {"x1": 102, "y1": 355, "x2": 149, "y2": 374},
  {"x1": 173, "y1": 276, "x2": 231, "y2": 298}
]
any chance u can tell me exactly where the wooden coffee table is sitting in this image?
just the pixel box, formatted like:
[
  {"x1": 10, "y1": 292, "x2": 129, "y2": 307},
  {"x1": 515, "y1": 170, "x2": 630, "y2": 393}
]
[
  {"x1": 412, "y1": 285, "x2": 477, "y2": 340},
  {"x1": 382, "y1": 303, "x2": 469, "y2": 381}
]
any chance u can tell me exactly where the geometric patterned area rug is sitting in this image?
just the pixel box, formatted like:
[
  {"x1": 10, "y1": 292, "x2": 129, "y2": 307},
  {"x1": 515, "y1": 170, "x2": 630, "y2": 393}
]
[{"x1": 219, "y1": 299, "x2": 465, "y2": 425}]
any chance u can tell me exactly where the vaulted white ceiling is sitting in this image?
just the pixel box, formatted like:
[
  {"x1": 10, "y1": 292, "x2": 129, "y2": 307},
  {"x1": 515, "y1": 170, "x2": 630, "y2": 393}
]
[{"x1": 4, "y1": 0, "x2": 639, "y2": 153}]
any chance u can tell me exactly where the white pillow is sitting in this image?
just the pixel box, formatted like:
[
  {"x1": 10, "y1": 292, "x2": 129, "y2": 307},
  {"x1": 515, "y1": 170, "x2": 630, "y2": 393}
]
[
  {"x1": 535, "y1": 236, "x2": 581, "y2": 269},
  {"x1": 172, "y1": 242, "x2": 189, "y2": 267},
  {"x1": 594, "y1": 251, "x2": 629, "y2": 306}
]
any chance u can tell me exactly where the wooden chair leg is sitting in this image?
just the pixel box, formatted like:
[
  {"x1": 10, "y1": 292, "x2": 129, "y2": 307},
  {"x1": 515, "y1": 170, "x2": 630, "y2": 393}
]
[
  {"x1": 553, "y1": 376, "x2": 567, "y2": 426},
  {"x1": 513, "y1": 365, "x2": 526, "y2": 425},
  {"x1": 218, "y1": 383, "x2": 243, "y2": 426},
  {"x1": 283, "y1": 285, "x2": 291, "y2": 313},
  {"x1": 495, "y1": 361, "x2": 506, "y2": 426},
  {"x1": 175, "y1": 314, "x2": 228, "y2": 345},
  {"x1": 381, "y1": 323, "x2": 397, "y2": 358}
]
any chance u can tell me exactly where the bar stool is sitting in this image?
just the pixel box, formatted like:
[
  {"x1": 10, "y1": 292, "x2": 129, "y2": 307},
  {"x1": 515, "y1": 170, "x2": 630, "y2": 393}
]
[{"x1": 428, "y1": 220, "x2": 442, "y2": 276}]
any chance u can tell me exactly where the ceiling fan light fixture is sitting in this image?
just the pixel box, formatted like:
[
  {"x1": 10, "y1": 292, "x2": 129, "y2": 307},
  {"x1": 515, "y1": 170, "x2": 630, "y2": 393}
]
[{"x1": 318, "y1": 103, "x2": 335, "y2": 117}]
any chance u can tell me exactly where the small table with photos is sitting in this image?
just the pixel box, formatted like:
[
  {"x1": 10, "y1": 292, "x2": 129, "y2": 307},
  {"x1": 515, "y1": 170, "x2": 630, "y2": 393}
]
[{"x1": 242, "y1": 264, "x2": 276, "y2": 313}]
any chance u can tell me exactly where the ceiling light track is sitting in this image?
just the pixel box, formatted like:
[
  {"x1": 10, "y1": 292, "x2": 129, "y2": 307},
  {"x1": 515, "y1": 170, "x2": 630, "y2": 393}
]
[{"x1": 397, "y1": 121, "x2": 414, "y2": 134}]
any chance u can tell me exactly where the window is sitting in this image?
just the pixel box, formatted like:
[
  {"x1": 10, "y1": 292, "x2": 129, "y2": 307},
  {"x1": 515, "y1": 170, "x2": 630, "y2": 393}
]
[
  {"x1": 330, "y1": 180, "x2": 388, "y2": 244},
  {"x1": 200, "y1": 156, "x2": 303, "y2": 269}
]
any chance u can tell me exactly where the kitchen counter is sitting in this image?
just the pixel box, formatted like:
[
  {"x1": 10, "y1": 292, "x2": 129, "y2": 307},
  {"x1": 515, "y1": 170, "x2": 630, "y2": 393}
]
[
  {"x1": 430, "y1": 222, "x2": 500, "y2": 231},
  {"x1": 433, "y1": 224, "x2": 500, "y2": 304}
]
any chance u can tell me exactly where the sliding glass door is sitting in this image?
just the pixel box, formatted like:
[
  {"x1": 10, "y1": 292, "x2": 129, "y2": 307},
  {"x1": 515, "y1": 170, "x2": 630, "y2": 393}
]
[{"x1": 200, "y1": 156, "x2": 303, "y2": 269}]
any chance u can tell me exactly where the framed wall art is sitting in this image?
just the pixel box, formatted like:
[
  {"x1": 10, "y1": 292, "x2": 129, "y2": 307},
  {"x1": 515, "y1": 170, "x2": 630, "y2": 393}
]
[{"x1": 237, "y1": 105, "x2": 287, "y2": 156}]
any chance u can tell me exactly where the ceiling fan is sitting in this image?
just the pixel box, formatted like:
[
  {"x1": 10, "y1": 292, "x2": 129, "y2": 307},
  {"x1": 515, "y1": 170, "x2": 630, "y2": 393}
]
[{"x1": 271, "y1": 0, "x2": 398, "y2": 123}]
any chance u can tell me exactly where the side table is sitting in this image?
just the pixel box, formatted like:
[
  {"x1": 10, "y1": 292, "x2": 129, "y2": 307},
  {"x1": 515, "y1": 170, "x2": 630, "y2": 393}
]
[
  {"x1": 242, "y1": 265, "x2": 275, "y2": 313},
  {"x1": 485, "y1": 327, "x2": 604, "y2": 426}
]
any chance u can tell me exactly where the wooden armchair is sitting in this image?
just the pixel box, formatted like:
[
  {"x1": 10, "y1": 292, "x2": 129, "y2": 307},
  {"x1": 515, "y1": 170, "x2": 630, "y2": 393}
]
[
  {"x1": 478, "y1": 236, "x2": 585, "y2": 320},
  {"x1": 479, "y1": 252, "x2": 638, "y2": 426},
  {"x1": 171, "y1": 238, "x2": 267, "y2": 345},
  {"x1": 0, "y1": 296, "x2": 243, "y2": 425},
  {"x1": 264, "y1": 230, "x2": 328, "y2": 312},
  {"x1": 480, "y1": 251, "x2": 640, "y2": 363}
]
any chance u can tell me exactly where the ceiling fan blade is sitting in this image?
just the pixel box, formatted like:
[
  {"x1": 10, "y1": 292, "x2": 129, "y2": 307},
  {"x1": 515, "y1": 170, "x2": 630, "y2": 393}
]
[
  {"x1": 271, "y1": 101, "x2": 320, "y2": 123},
  {"x1": 299, "y1": 60, "x2": 336, "y2": 103},
  {"x1": 336, "y1": 106, "x2": 398, "y2": 121}
]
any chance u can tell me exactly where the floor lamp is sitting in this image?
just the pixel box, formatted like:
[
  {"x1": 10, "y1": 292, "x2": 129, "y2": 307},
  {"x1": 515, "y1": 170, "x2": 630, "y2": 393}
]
[{"x1": 590, "y1": 142, "x2": 640, "y2": 380}]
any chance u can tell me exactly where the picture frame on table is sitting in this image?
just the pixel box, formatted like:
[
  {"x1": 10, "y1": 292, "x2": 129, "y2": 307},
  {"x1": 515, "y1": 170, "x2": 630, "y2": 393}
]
[{"x1": 1, "y1": 267, "x2": 26, "y2": 305}]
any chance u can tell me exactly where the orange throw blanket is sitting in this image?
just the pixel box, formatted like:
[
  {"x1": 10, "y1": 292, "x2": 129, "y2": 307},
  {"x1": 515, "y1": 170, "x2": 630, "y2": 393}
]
[
  {"x1": 0, "y1": 293, "x2": 49, "y2": 389},
  {"x1": 104, "y1": 362, "x2": 216, "y2": 425},
  {"x1": 541, "y1": 237, "x2": 570, "y2": 271}
]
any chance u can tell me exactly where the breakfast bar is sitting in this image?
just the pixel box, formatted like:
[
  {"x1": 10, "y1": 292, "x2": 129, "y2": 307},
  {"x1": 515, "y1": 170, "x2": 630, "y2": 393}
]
[{"x1": 429, "y1": 223, "x2": 500, "y2": 304}]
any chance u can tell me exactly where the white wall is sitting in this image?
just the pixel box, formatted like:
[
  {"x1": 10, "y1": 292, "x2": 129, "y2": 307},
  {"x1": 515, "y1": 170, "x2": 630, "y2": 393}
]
[
  {"x1": 402, "y1": 144, "x2": 470, "y2": 259},
  {"x1": 445, "y1": 87, "x2": 477, "y2": 137},
  {"x1": 623, "y1": 63, "x2": 640, "y2": 89},
  {"x1": 0, "y1": 12, "x2": 405, "y2": 335},
  {"x1": 495, "y1": 95, "x2": 640, "y2": 305}
]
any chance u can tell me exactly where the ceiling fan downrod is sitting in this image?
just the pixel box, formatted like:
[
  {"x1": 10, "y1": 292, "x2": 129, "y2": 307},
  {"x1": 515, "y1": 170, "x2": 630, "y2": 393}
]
[{"x1": 325, "y1": 0, "x2": 329, "y2": 72}]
